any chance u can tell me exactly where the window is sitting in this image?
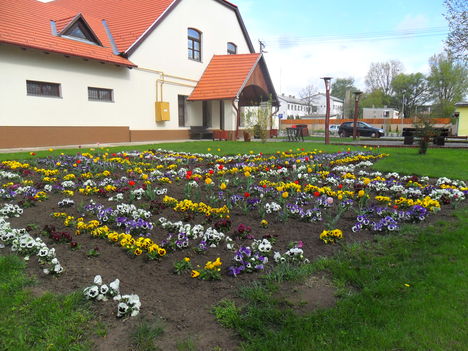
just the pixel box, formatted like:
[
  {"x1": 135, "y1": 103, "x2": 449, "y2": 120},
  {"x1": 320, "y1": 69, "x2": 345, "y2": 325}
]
[
  {"x1": 26, "y1": 80, "x2": 61, "y2": 97},
  {"x1": 188, "y1": 28, "x2": 201, "y2": 61},
  {"x1": 178, "y1": 95, "x2": 187, "y2": 127},
  {"x1": 227, "y1": 42, "x2": 237, "y2": 55},
  {"x1": 88, "y1": 87, "x2": 113, "y2": 102},
  {"x1": 61, "y1": 17, "x2": 101, "y2": 46}
]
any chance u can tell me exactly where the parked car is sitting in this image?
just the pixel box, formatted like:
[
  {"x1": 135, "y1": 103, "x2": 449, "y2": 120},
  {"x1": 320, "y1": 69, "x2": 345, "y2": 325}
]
[
  {"x1": 338, "y1": 122, "x2": 384, "y2": 138},
  {"x1": 329, "y1": 125, "x2": 339, "y2": 134}
]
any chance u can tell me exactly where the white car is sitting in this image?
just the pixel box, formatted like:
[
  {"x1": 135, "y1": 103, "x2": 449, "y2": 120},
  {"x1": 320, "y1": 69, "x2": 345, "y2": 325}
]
[{"x1": 329, "y1": 125, "x2": 339, "y2": 134}]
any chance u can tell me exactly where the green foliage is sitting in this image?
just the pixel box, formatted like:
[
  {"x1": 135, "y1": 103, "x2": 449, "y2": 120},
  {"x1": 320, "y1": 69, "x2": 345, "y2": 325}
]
[
  {"x1": 212, "y1": 299, "x2": 240, "y2": 328},
  {"x1": 360, "y1": 89, "x2": 393, "y2": 114},
  {"x1": 218, "y1": 208, "x2": 468, "y2": 351},
  {"x1": 331, "y1": 77, "x2": 357, "y2": 100},
  {"x1": 391, "y1": 72, "x2": 430, "y2": 118},
  {"x1": 0, "y1": 256, "x2": 94, "y2": 351},
  {"x1": 427, "y1": 52, "x2": 468, "y2": 117},
  {"x1": 130, "y1": 317, "x2": 164, "y2": 351}
]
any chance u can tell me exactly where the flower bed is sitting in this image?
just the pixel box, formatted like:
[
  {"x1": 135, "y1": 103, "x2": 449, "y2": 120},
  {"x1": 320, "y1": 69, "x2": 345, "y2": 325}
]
[{"x1": 0, "y1": 148, "x2": 466, "y2": 348}]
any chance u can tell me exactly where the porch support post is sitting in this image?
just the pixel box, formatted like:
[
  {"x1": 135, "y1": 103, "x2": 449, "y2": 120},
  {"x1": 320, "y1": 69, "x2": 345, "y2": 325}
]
[{"x1": 232, "y1": 99, "x2": 240, "y2": 140}]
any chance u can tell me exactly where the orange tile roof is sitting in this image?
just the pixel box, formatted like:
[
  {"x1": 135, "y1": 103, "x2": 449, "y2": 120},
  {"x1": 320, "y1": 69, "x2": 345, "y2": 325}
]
[
  {"x1": 188, "y1": 53, "x2": 262, "y2": 101},
  {"x1": 52, "y1": 0, "x2": 175, "y2": 53},
  {"x1": 0, "y1": 0, "x2": 135, "y2": 66}
]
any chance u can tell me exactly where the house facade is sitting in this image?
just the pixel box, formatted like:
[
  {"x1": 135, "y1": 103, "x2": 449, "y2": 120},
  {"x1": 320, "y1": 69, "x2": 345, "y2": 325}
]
[
  {"x1": 455, "y1": 102, "x2": 468, "y2": 136},
  {"x1": 277, "y1": 94, "x2": 308, "y2": 119},
  {"x1": 0, "y1": 0, "x2": 277, "y2": 148},
  {"x1": 363, "y1": 107, "x2": 400, "y2": 119},
  {"x1": 309, "y1": 93, "x2": 343, "y2": 118}
]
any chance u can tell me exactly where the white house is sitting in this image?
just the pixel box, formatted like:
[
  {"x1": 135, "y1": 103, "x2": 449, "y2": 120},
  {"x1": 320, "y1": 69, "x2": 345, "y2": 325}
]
[
  {"x1": 363, "y1": 108, "x2": 400, "y2": 119},
  {"x1": 277, "y1": 94, "x2": 309, "y2": 119},
  {"x1": 309, "y1": 93, "x2": 343, "y2": 118},
  {"x1": 0, "y1": 0, "x2": 278, "y2": 148}
]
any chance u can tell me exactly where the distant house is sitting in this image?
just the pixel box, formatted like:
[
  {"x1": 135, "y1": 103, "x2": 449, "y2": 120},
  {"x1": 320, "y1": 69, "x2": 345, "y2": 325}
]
[
  {"x1": 277, "y1": 94, "x2": 308, "y2": 119},
  {"x1": 309, "y1": 93, "x2": 343, "y2": 118},
  {"x1": 455, "y1": 102, "x2": 468, "y2": 136},
  {"x1": 0, "y1": 0, "x2": 278, "y2": 148},
  {"x1": 363, "y1": 107, "x2": 400, "y2": 119}
]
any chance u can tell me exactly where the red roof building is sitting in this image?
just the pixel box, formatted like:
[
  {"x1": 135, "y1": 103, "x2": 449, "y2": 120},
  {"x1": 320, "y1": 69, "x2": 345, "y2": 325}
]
[{"x1": 0, "y1": 0, "x2": 277, "y2": 148}]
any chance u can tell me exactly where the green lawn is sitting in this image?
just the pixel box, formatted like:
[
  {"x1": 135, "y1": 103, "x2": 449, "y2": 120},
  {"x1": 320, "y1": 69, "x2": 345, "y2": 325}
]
[
  {"x1": 1, "y1": 140, "x2": 467, "y2": 180},
  {"x1": 216, "y1": 206, "x2": 468, "y2": 351},
  {"x1": 0, "y1": 255, "x2": 94, "y2": 351}
]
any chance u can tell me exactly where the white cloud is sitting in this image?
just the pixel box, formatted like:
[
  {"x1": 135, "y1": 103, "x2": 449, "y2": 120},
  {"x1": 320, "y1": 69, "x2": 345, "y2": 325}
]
[{"x1": 395, "y1": 14, "x2": 430, "y2": 32}]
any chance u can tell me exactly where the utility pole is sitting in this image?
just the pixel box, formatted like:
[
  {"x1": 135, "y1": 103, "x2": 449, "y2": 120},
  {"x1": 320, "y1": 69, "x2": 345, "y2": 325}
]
[
  {"x1": 259, "y1": 40, "x2": 267, "y2": 54},
  {"x1": 353, "y1": 91, "x2": 363, "y2": 140},
  {"x1": 321, "y1": 77, "x2": 332, "y2": 145}
]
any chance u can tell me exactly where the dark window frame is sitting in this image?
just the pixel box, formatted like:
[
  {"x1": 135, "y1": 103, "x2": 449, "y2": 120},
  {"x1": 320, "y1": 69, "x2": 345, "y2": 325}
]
[
  {"x1": 61, "y1": 17, "x2": 102, "y2": 46},
  {"x1": 88, "y1": 87, "x2": 114, "y2": 102},
  {"x1": 188, "y1": 28, "x2": 202, "y2": 62},
  {"x1": 227, "y1": 42, "x2": 237, "y2": 55},
  {"x1": 202, "y1": 101, "x2": 211, "y2": 128},
  {"x1": 26, "y1": 80, "x2": 61, "y2": 98}
]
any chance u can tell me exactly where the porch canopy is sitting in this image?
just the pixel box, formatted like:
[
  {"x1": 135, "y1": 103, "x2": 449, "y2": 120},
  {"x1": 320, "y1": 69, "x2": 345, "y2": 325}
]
[{"x1": 188, "y1": 53, "x2": 278, "y2": 134}]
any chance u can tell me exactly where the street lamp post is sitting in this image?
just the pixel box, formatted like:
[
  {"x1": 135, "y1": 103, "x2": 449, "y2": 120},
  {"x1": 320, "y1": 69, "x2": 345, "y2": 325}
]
[
  {"x1": 321, "y1": 77, "x2": 332, "y2": 144},
  {"x1": 353, "y1": 91, "x2": 363, "y2": 140}
]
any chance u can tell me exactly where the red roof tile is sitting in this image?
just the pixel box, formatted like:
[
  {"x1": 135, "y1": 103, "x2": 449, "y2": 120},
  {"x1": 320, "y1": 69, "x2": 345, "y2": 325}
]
[
  {"x1": 188, "y1": 54, "x2": 261, "y2": 101},
  {"x1": 0, "y1": 0, "x2": 135, "y2": 66}
]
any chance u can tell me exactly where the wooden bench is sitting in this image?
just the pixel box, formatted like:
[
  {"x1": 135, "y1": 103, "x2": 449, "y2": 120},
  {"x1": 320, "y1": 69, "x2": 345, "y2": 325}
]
[
  {"x1": 286, "y1": 127, "x2": 304, "y2": 142},
  {"x1": 212, "y1": 130, "x2": 229, "y2": 141},
  {"x1": 189, "y1": 126, "x2": 213, "y2": 140},
  {"x1": 402, "y1": 128, "x2": 449, "y2": 146}
]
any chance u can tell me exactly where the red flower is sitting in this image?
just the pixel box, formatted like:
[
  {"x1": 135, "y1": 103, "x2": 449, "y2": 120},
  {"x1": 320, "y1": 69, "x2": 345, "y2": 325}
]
[
  {"x1": 218, "y1": 165, "x2": 224, "y2": 170},
  {"x1": 112, "y1": 153, "x2": 117, "y2": 157},
  {"x1": 294, "y1": 180, "x2": 299, "y2": 184},
  {"x1": 313, "y1": 191, "x2": 320, "y2": 197},
  {"x1": 305, "y1": 157, "x2": 309, "y2": 161},
  {"x1": 262, "y1": 184, "x2": 267, "y2": 188},
  {"x1": 265, "y1": 167, "x2": 270, "y2": 171},
  {"x1": 76, "y1": 160, "x2": 82, "y2": 164},
  {"x1": 186, "y1": 171, "x2": 193, "y2": 177},
  {"x1": 393, "y1": 205, "x2": 398, "y2": 209},
  {"x1": 128, "y1": 180, "x2": 136, "y2": 186},
  {"x1": 209, "y1": 170, "x2": 214, "y2": 175},
  {"x1": 338, "y1": 184, "x2": 343, "y2": 189},
  {"x1": 244, "y1": 192, "x2": 251, "y2": 198}
]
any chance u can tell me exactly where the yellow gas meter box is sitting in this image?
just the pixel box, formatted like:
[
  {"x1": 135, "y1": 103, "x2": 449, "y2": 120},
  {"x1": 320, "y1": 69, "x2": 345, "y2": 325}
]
[{"x1": 155, "y1": 102, "x2": 170, "y2": 121}]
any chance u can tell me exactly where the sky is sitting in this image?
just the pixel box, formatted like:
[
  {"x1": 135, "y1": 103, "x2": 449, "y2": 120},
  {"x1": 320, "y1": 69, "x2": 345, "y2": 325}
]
[{"x1": 233, "y1": 0, "x2": 449, "y2": 96}]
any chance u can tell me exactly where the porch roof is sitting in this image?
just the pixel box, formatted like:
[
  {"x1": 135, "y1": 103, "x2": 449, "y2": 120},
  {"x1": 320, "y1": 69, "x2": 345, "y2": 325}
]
[{"x1": 188, "y1": 53, "x2": 278, "y2": 106}]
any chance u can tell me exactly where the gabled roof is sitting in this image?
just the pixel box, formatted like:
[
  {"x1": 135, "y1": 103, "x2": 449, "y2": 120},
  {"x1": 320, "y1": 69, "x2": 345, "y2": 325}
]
[
  {"x1": 188, "y1": 53, "x2": 278, "y2": 105},
  {"x1": 0, "y1": 0, "x2": 254, "y2": 66},
  {"x1": 0, "y1": 0, "x2": 135, "y2": 67},
  {"x1": 311, "y1": 93, "x2": 344, "y2": 103},
  {"x1": 50, "y1": 0, "x2": 255, "y2": 55}
]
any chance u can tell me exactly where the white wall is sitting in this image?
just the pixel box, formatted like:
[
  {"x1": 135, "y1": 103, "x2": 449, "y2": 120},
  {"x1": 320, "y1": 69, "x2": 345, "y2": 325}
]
[
  {"x1": 0, "y1": 45, "x2": 132, "y2": 127},
  {"x1": 0, "y1": 0, "x2": 253, "y2": 132},
  {"x1": 130, "y1": 0, "x2": 252, "y2": 130}
]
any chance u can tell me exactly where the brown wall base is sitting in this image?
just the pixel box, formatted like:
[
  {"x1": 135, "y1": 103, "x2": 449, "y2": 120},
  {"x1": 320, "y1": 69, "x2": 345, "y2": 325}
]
[
  {"x1": 0, "y1": 126, "x2": 191, "y2": 149},
  {"x1": 130, "y1": 129, "x2": 190, "y2": 141},
  {"x1": 0, "y1": 126, "x2": 129, "y2": 149}
]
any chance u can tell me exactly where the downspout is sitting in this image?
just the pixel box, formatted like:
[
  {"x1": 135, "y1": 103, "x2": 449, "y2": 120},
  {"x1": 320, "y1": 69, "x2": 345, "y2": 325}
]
[{"x1": 232, "y1": 99, "x2": 240, "y2": 141}]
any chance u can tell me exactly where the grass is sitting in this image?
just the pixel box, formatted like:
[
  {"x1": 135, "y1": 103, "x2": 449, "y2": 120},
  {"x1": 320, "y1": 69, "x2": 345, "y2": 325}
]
[
  {"x1": 0, "y1": 255, "x2": 94, "y2": 351},
  {"x1": 217, "y1": 206, "x2": 468, "y2": 351},
  {"x1": 130, "y1": 317, "x2": 165, "y2": 351}
]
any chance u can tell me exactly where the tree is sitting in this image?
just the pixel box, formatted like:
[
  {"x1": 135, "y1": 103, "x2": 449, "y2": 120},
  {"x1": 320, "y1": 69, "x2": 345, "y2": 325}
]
[
  {"x1": 331, "y1": 78, "x2": 357, "y2": 100},
  {"x1": 365, "y1": 60, "x2": 404, "y2": 95},
  {"x1": 427, "y1": 52, "x2": 468, "y2": 116},
  {"x1": 443, "y1": 0, "x2": 468, "y2": 62},
  {"x1": 299, "y1": 84, "x2": 317, "y2": 115},
  {"x1": 391, "y1": 73, "x2": 430, "y2": 118},
  {"x1": 359, "y1": 89, "x2": 393, "y2": 111}
]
